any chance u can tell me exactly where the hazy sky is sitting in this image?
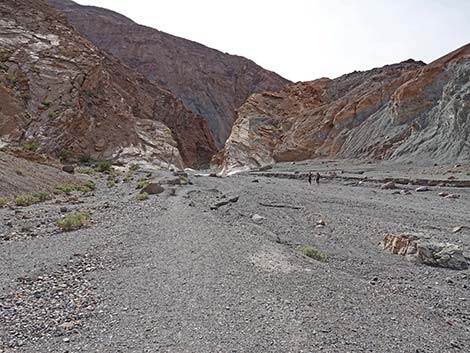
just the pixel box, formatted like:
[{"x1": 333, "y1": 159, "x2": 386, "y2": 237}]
[{"x1": 74, "y1": 0, "x2": 470, "y2": 82}]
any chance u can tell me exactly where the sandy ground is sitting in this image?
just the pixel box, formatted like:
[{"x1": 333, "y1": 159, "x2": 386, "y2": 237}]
[{"x1": 1, "y1": 161, "x2": 470, "y2": 352}]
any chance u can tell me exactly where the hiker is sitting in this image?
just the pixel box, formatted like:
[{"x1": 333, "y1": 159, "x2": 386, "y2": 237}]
[
  {"x1": 316, "y1": 172, "x2": 321, "y2": 185},
  {"x1": 308, "y1": 172, "x2": 312, "y2": 185}
]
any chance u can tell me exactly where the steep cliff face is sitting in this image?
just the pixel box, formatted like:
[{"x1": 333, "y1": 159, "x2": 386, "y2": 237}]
[
  {"x1": 0, "y1": 0, "x2": 216, "y2": 168},
  {"x1": 48, "y1": 0, "x2": 290, "y2": 147},
  {"x1": 216, "y1": 44, "x2": 470, "y2": 174}
]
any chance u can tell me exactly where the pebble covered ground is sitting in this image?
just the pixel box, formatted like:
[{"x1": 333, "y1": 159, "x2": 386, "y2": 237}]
[{"x1": 1, "y1": 162, "x2": 469, "y2": 352}]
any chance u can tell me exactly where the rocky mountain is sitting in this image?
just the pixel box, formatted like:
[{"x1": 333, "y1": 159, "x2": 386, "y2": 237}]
[
  {"x1": 48, "y1": 0, "x2": 290, "y2": 147},
  {"x1": 216, "y1": 44, "x2": 470, "y2": 174},
  {"x1": 0, "y1": 0, "x2": 216, "y2": 168}
]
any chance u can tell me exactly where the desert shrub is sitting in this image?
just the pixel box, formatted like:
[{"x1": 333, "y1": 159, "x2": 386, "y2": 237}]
[
  {"x1": 58, "y1": 149, "x2": 71, "y2": 163},
  {"x1": 122, "y1": 164, "x2": 140, "y2": 183},
  {"x1": 15, "y1": 194, "x2": 40, "y2": 207},
  {"x1": 0, "y1": 198, "x2": 8, "y2": 207},
  {"x1": 137, "y1": 192, "x2": 149, "y2": 201},
  {"x1": 79, "y1": 154, "x2": 92, "y2": 164},
  {"x1": 95, "y1": 161, "x2": 113, "y2": 173},
  {"x1": 136, "y1": 179, "x2": 149, "y2": 190},
  {"x1": 55, "y1": 181, "x2": 95, "y2": 194},
  {"x1": 41, "y1": 100, "x2": 51, "y2": 108},
  {"x1": 76, "y1": 168, "x2": 95, "y2": 176},
  {"x1": 57, "y1": 212, "x2": 90, "y2": 232},
  {"x1": 84, "y1": 180, "x2": 96, "y2": 191},
  {"x1": 123, "y1": 172, "x2": 133, "y2": 183},
  {"x1": 129, "y1": 163, "x2": 141, "y2": 171},
  {"x1": 300, "y1": 246, "x2": 327, "y2": 262},
  {"x1": 106, "y1": 174, "x2": 116, "y2": 188},
  {"x1": 22, "y1": 140, "x2": 40, "y2": 152},
  {"x1": 55, "y1": 184, "x2": 79, "y2": 194},
  {"x1": 32, "y1": 192, "x2": 52, "y2": 202}
]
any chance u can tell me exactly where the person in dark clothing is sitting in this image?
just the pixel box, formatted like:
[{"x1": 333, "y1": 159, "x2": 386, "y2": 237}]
[
  {"x1": 308, "y1": 172, "x2": 312, "y2": 185},
  {"x1": 315, "y1": 172, "x2": 321, "y2": 185}
]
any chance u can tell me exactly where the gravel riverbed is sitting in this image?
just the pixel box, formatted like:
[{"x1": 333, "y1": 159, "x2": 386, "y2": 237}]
[{"x1": 1, "y1": 163, "x2": 470, "y2": 352}]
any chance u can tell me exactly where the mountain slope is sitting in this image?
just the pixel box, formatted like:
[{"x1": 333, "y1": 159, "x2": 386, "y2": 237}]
[
  {"x1": 215, "y1": 44, "x2": 470, "y2": 174},
  {"x1": 48, "y1": 0, "x2": 290, "y2": 146},
  {"x1": 0, "y1": 0, "x2": 216, "y2": 168}
]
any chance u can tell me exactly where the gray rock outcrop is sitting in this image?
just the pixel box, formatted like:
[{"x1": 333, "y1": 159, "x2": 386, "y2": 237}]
[{"x1": 383, "y1": 233, "x2": 468, "y2": 270}]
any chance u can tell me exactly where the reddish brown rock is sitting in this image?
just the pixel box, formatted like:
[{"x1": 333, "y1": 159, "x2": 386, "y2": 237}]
[
  {"x1": 48, "y1": 0, "x2": 290, "y2": 147},
  {"x1": 0, "y1": 0, "x2": 216, "y2": 169},
  {"x1": 383, "y1": 234, "x2": 420, "y2": 256},
  {"x1": 216, "y1": 45, "x2": 470, "y2": 174}
]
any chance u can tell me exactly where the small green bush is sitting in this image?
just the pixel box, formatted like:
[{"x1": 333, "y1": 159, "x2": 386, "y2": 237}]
[
  {"x1": 84, "y1": 180, "x2": 96, "y2": 191},
  {"x1": 32, "y1": 192, "x2": 52, "y2": 202},
  {"x1": 0, "y1": 198, "x2": 8, "y2": 207},
  {"x1": 57, "y1": 212, "x2": 90, "y2": 232},
  {"x1": 58, "y1": 149, "x2": 71, "y2": 163},
  {"x1": 15, "y1": 194, "x2": 40, "y2": 207},
  {"x1": 123, "y1": 173, "x2": 133, "y2": 183},
  {"x1": 15, "y1": 192, "x2": 52, "y2": 207},
  {"x1": 55, "y1": 184, "x2": 79, "y2": 194},
  {"x1": 137, "y1": 192, "x2": 149, "y2": 201},
  {"x1": 300, "y1": 246, "x2": 327, "y2": 262},
  {"x1": 41, "y1": 100, "x2": 51, "y2": 108},
  {"x1": 55, "y1": 181, "x2": 95, "y2": 194},
  {"x1": 95, "y1": 161, "x2": 113, "y2": 173},
  {"x1": 136, "y1": 180, "x2": 149, "y2": 190},
  {"x1": 106, "y1": 172, "x2": 119, "y2": 188},
  {"x1": 22, "y1": 140, "x2": 40, "y2": 152},
  {"x1": 78, "y1": 155, "x2": 92, "y2": 164},
  {"x1": 76, "y1": 168, "x2": 95, "y2": 176},
  {"x1": 129, "y1": 163, "x2": 141, "y2": 171}
]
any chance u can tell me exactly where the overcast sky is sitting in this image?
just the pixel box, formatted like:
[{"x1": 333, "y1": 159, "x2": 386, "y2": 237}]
[{"x1": 74, "y1": 0, "x2": 470, "y2": 82}]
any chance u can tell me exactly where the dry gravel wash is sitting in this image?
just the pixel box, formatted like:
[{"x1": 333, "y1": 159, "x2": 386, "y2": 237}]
[{"x1": 1, "y1": 170, "x2": 470, "y2": 352}]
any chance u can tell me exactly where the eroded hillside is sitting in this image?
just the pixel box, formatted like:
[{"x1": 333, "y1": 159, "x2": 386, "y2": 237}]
[
  {"x1": 0, "y1": 0, "x2": 216, "y2": 169},
  {"x1": 216, "y1": 45, "x2": 470, "y2": 174},
  {"x1": 48, "y1": 0, "x2": 290, "y2": 146}
]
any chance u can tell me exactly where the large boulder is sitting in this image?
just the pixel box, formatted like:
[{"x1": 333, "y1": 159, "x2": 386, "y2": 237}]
[
  {"x1": 141, "y1": 183, "x2": 165, "y2": 195},
  {"x1": 62, "y1": 165, "x2": 75, "y2": 174},
  {"x1": 382, "y1": 234, "x2": 468, "y2": 270}
]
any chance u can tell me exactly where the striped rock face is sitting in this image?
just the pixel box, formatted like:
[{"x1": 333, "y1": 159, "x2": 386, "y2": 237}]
[
  {"x1": 215, "y1": 45, "x2": 470, "y2": 175},
  {"x1": 0, "y1": 0, "x2": 216, "y2": 169},
  {"x1": 48, "y1": 0, "x2": 290, "y2": 148}
]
